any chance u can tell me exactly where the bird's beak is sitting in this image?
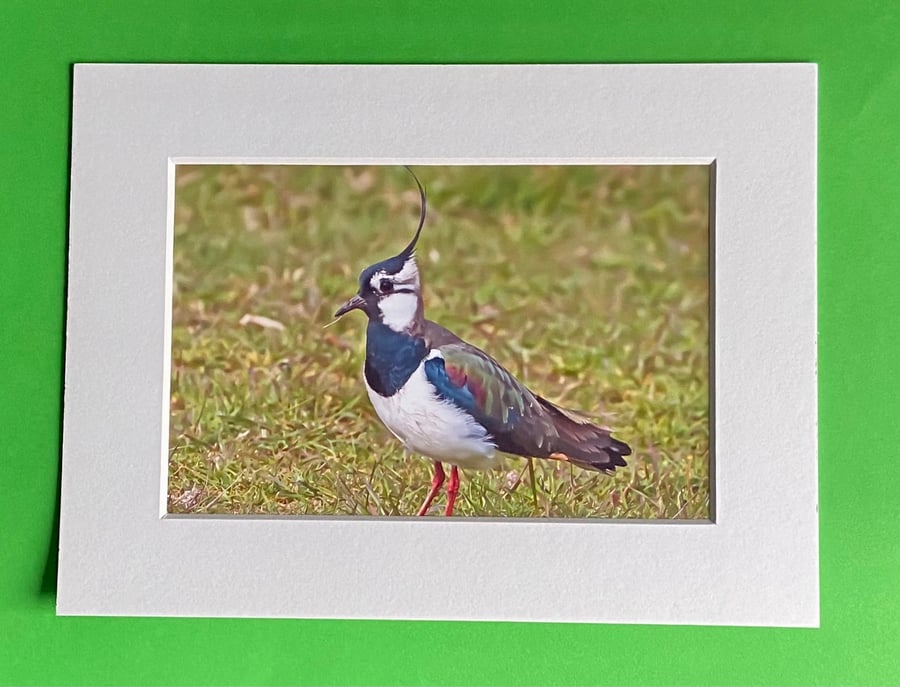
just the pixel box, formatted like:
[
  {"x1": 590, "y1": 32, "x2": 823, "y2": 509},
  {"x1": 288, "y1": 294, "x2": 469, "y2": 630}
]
[{"x1": 334, "y1": 293, "x2": 366, "y2": 318}]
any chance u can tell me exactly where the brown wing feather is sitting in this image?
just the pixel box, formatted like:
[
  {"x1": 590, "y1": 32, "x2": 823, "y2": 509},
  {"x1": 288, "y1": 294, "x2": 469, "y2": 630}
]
[{"x1": 535, "y1": 396, "x2": 631, "y2": 472}]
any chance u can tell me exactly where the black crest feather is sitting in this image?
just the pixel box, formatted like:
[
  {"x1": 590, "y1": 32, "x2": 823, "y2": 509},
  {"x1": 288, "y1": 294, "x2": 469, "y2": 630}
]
[{"x1": 398, "y1": 166, "x2": 427, "y2": 260}]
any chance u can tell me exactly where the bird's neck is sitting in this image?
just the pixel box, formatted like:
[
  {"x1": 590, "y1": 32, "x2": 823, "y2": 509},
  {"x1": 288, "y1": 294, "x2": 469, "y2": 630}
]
[
  {"x1": 378, "y1": 292, "x2": 425, "y2": 335},
  {"x1": 364, "y1": 321, "x2": 427, "y2": 396}
]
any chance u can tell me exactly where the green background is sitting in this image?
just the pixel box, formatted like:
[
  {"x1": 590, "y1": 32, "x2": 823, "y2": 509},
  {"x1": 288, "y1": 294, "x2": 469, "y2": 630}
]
[{"x1": 1, "y1": 1, "x2": 897, "y2": 684}]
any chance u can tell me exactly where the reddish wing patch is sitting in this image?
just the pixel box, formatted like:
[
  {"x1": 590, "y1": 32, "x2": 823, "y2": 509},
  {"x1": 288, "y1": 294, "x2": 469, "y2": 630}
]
[
  {"x1": 444, "y1": 363, "x2": 467, "y2": 387},
  {"x1": 444, "y1": 363, "x2": 487, "y2": 408}
]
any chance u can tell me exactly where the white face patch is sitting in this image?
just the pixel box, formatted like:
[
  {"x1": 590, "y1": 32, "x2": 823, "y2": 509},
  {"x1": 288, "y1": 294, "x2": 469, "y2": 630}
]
[
  {"x1": 368, "y1": 257, "x2": 420, "y2": 291},
  {"x1": 394, "y1": 257, "x2": 420, "y2": 285},
  {"x1": 379, "y1": 292, "x2": 419, "y2": 332}
]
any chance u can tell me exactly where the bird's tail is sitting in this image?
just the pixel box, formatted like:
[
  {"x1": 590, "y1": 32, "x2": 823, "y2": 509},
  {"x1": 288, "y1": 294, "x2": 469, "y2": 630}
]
[{"x1": 537, "y1": 396, "x2": 631, "y2": 473}]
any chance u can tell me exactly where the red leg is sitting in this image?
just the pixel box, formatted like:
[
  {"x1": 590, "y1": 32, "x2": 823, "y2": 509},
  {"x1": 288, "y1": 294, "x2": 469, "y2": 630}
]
[
  {"x1": 445, "y1": 465, "x2": 460, "y2": 516},
  {"x1": 417, "y1": 462, "x2": 445, "y2": 516}
]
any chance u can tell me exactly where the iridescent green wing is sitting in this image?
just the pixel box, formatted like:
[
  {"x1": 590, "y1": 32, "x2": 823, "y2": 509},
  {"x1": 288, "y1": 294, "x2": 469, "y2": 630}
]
[{"x1": 424, "y1": 340, "x2": 545, "y2": 442}]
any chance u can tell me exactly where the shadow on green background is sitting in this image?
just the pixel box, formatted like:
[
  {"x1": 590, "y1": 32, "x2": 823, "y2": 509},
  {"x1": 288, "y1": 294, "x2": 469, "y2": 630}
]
[{"x1": 1, "y1": 1, "x2": 899, "y2": 685}]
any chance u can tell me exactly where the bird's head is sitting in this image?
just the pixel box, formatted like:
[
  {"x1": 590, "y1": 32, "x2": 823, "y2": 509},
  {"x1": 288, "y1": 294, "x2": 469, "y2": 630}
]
[{"x1": 334, "y1": 168, "x2": 426, "y2": 333}]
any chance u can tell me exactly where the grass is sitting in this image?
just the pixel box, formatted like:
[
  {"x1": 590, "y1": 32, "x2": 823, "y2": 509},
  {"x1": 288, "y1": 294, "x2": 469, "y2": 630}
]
[{"x1": 167, "y1": 164, "x2": 709, "y2": 518}]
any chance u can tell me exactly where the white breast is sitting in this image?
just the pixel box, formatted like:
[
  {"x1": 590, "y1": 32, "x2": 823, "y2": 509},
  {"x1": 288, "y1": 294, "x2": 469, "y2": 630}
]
[{"x1": 364, "y1": 356, "x2": 499, "y2": 470}]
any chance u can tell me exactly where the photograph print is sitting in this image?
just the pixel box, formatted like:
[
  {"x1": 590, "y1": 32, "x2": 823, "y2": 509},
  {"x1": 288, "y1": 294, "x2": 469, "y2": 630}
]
[{"x1": 167, "y1": 164, "x2": 710, "y2": 518}]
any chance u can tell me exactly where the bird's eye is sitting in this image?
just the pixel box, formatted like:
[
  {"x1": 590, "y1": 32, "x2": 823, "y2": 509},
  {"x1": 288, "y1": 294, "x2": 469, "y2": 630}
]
[{"x1": 379, "y1": 278, "x2": 394, "y2": 293}]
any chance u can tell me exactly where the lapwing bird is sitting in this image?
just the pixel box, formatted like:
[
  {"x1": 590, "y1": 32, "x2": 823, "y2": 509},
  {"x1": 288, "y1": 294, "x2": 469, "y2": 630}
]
[{"x1": 333, "y1": 170, "x2": 631, "y2": 516}]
